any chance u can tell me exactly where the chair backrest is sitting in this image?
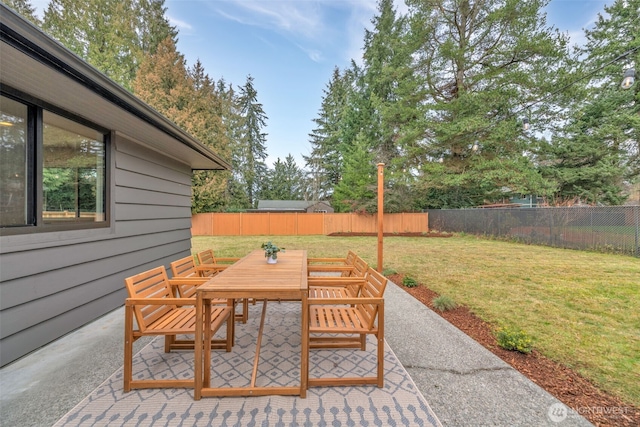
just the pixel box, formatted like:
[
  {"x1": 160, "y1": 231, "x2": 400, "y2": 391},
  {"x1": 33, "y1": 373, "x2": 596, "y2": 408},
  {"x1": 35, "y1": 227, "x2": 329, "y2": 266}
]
[
  {"x1": 170, "y1": 256, "x2": 198, "y2": 278},
  {"x1": 169, "y1": 256, "x2": 201, "y2": 298},
  {"x1": 197, "y1": 249, "x2": 216, "y2": 265},
  {"x1": 124, "y1": 266, "x2": 174, "y2": 332},
  {"x1": 350, "y1": 256, "x2": 368, "y2": 278},
  {"x1": 341, "y1": 255, "x2": 369, "y2": 296},
  {"x1": 357, "y1": 267, "x2": 388, "y2": 329},
  {"x1": 340, "y1": 251, "x2": 358, "y2": 277}
]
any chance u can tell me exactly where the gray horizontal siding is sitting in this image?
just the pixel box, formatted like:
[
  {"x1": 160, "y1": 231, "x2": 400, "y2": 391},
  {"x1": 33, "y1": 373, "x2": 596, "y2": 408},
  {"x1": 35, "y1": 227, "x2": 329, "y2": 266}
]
[
  {"x1": 117, "y1": 204, "x2": 192, "y2": 221},
  {"x1": 0, "y1": 136, "x2": 199, "y2": 366},
  {"x1": 115, "y1": 169, "x2": 191, "y2": 197},
  {"x1": 116, "y1": 186, "x2": 191, "y2": 207},
  {"x1": 0, "y1": 241, "x2": 189, "y2": 338},
  {"x1": 114, "y1": 217, "x2": 192, "y2": 236},
  {"x1": 0, "y1": 231, "x2": 190, "y2": 308},
  {"x1": 0, "y1": 288, "x2": 125, "y2": 368}
]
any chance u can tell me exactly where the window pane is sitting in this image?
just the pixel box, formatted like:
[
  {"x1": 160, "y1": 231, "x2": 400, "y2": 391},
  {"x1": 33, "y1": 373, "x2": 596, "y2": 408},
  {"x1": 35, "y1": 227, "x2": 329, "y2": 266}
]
[
  {"x1": 0, "y1": 96, "x2": 29, "y2": 227},
  {"x1": 43, "y1": 111, "x2": 106, "y2": 223}
]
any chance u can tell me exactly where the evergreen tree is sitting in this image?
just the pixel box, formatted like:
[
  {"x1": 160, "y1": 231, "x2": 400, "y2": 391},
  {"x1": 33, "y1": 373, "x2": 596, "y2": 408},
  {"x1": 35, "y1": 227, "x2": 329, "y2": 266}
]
[
  {"x1": 187, "y1": 60, "x2": 231, "y2": 212},
  {"x1": 361, "y1": 0, "x2": 409, "y2": 165},
  {"x1": 3, "y1": 0, "x2": 40, "y2": 25},
  {"x1": 132, "y1": 37, "x2": 192, "y2": 117},
  {"x1": 43, "y1": 0, "x2": 175, "y2": 91},
  {"x1": 133, "y1": 43, "x2": 234, "y2": 212},
  {"x1": 332, "y1": 133, "x2": 377, "y2": 213},
  {"x1": 235, "y1": 75, "x2": 268, "y2": 208},
  {"x1": 216, "y1": 79, "x2": 250, "y2": 211},
  {"x1": 305, "y1": 67, "x2": 353, "y2": 200},
  {"x1": 261, "y1": 155, "x2": 307, "y2": 200},
  {"x1": 538, "y1": 0, "x2": 639, "y2": 205},
  {"x1": 406, "y1": 0, "x2": 569, "y2": 208}
]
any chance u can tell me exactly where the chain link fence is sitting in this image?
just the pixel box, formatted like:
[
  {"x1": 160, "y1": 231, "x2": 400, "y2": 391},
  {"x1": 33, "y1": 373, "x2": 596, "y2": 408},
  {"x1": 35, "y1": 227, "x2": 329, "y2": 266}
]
[{"x1": 427, "y1": 206, "x2": 640, "y2": 257}]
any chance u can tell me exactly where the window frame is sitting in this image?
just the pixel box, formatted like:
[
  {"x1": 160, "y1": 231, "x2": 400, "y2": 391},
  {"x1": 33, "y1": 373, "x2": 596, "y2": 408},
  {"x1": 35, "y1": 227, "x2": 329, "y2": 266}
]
[{"x1": 0, "y1": 87, "x2": 111, "y2": 236}]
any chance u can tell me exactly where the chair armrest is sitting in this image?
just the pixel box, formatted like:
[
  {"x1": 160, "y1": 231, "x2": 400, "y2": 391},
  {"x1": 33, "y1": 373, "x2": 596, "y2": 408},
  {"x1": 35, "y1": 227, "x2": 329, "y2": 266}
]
[
  {"x1": 168, "y1": 277, "x2": 209, "y2": 284},
  {"x1": 307, "y1": 297, "x2": 383, "y2": 306},
  {"x1": 308, "y1": 277, "x2": 366, "y2": 287},
  {"x1": 308, "y1": 265, "x2": 354, "y2": 272},
  {"x1": 126, "y1": 297, "x2": 196, "y2": 306},
  {"x1": 215, "y1": 257, "x2": 240, "y2": 263},
  {"x1": 196, "y1": 264, "x2": 227, "y2": 272},
  {"x1": 308, "y1": 257, "x2": 347, "y2": 263}
]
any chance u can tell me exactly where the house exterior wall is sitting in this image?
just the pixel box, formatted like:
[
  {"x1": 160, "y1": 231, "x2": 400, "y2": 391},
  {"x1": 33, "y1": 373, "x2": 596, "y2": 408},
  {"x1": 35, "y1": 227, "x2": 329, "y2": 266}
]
[
  {"x1": 0, "y1": 135, "x2": 194, "y2": 366},
  {"x1": 306, "y1": 202, "x2": 334, "y2": 213}
]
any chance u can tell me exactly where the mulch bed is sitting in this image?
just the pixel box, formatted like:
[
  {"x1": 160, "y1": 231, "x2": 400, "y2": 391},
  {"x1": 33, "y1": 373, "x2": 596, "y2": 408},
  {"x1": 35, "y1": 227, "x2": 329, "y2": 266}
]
[
  {"x1": 328, "y1": 232, "x2": 452, "y2": 237},
  {"x1": 387, "y1": 274, "x2": 640, "y2": 427}
]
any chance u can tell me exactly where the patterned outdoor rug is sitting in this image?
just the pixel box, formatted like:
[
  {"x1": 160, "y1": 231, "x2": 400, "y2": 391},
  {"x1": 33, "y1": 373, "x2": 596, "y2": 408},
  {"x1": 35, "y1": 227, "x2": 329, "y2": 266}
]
[{"x1": 54, "y1": 301, "x2": 441, "y2": 427}]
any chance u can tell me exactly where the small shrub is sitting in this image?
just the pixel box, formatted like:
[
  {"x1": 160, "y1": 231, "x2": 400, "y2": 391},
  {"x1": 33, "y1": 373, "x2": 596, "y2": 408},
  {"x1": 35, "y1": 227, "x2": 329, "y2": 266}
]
[
  {"x1": 383, "y1": 268, "x2": 397, "y2": 276},
  {"x1": 432, "y1": 295, "x2": 457, "y2": 312},
  {"x1": 402, "y1": 276, "x2": 418, "y2": 287},
  {"x1": 495, "y1": 327, "x2": 533, "y2": 354}
]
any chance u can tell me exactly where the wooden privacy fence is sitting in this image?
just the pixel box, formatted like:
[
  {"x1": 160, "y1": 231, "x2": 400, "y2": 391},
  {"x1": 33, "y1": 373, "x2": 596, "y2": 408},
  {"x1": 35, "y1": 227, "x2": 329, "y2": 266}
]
[{"x1": 191, "y1": 212, "x2": 429, "y2": 236}]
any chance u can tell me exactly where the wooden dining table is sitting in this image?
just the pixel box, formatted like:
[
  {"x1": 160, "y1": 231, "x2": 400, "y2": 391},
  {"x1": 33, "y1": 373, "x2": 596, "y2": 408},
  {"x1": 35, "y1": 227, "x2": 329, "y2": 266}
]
[{"x1": 194, "y1": 249, "x2": 309, "y2": 399}]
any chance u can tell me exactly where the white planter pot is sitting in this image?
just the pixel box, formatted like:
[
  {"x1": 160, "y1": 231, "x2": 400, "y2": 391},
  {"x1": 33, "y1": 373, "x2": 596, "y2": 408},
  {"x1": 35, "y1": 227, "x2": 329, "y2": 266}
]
[{"x1": 266, "y1": 255, "x2": 277, "y2": 264}]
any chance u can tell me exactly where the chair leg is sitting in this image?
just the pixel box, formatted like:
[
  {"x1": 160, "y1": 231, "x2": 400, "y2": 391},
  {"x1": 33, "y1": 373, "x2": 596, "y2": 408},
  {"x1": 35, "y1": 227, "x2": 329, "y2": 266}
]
[
  {"x1": 227, "y1": 301, "x2": 234, "y2": 352},
  {"x1": 164, "y1": 335, "x2": 176, "y2": 353},
  {"x1": 242, "y1": 298, "x2": 249, "y2": 323},
  {"x1": 124, "y1": 305, "x2": 133, "y2": 392}
]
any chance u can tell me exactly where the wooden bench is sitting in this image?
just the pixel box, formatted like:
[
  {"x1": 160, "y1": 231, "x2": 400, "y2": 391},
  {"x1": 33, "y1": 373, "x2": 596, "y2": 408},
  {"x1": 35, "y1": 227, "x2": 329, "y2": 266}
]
[
  {"x1": 306, "y1": 267, "x2": 387, "y2": 388},
  {"x1": 124, "y1": 266, "x2": 233, "y2": 392}
]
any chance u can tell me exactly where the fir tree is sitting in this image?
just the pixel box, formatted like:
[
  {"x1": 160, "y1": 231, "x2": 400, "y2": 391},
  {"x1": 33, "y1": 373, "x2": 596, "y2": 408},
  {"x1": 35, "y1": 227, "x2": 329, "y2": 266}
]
[
  {"x1": 235, "y1": 76, "x2": 268, "y2": 208},
  {"x1": 43, "y1": 0, "x2": 175, "y2": 91},
  {"x1": 406, "y1": 0, "x2": 569, "y2": 208},
  {"x1": 539, "y1": 0, "x2": 638, "y2": 205},
  {"x1": 305, "y1": 67, "x2": 352, "y2": 200}
]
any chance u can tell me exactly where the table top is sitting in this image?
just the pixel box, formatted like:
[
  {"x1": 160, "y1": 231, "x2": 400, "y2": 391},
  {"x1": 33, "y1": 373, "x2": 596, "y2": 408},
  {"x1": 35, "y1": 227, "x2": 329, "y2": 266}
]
[{"x1": 197, "y1": 249, "x2": 308, "y2": 298}]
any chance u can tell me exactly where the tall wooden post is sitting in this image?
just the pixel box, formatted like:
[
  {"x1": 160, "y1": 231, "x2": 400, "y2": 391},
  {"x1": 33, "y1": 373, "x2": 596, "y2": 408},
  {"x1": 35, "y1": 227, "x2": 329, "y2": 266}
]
[{"x1": 377, "y1": 163, "x2": 384, "y2": 272}]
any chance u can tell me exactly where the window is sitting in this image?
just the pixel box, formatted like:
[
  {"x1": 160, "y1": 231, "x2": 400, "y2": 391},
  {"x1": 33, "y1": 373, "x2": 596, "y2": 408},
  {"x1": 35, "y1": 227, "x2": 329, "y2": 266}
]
[
  {"x1": 0, "y1": 96, "x2": 29, "y2": 226},
  {"x1": 0, "y1": 92, "x2": 108, "y2": 233}
]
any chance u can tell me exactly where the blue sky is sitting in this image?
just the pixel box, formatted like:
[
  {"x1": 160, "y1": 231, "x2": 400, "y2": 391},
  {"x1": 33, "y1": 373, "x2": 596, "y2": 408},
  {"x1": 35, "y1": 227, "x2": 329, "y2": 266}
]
[{"x1": 33, "y1": 0, "x2": 613, "y2": 167}]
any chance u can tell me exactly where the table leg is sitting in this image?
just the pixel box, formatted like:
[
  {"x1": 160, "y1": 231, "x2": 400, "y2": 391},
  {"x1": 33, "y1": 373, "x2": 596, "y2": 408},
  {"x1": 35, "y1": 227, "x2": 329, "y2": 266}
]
[
  {"x1": 204, "y1": 299, "x2": 212, "y2": 388},
  {"x1": 300, "y1": 292, "x2": 308, "y2": 398},
  {"x1": 194, "y1": 293, "x2": 203, "y2": 400}
]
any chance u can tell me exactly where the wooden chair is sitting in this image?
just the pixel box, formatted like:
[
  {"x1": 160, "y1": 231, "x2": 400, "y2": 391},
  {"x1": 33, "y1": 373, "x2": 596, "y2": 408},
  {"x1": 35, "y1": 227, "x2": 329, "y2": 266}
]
[
  {"x1": 169, "y1": 256, "x2": 217, "y2": 298},
  {"x1": 306, "y1": 267, "x2": 387, "y2": 388},
  {"x1": 196, "y1": 249, "x2": 251, "y2": 323},
  {"x1": 123, "y1": 266, "x2": 233, "y2": 392},
  {"x1": 170, "y1": 256, "x2": 248, "y2": 323},
  {"x1": 307, "y1": 250, "x2": 357, "y2": 276},
  {"x1": 196, "y1": 249, "x2": 240, "y2": 271},
  {"x1": 308, "y1": 255, "x2": 369, "y2": 299}
]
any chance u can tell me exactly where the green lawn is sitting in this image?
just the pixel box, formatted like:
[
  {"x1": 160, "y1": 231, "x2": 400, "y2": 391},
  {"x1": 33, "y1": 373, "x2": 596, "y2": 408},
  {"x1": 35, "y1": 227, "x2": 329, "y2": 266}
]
[{"x1": 192, "y1": 234, "x2": 640, "y2": 406}]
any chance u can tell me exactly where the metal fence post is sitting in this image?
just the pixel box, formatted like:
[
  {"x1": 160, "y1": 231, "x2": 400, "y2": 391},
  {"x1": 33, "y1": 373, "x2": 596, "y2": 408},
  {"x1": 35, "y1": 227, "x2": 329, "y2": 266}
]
[{"x1": 635, "y1": 206, "x2": 639, "y2": 258}]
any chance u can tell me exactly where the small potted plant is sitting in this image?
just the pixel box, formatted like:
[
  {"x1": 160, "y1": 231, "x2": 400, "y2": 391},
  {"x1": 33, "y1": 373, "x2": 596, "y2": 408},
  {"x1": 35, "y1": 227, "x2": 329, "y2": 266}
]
[{"x1": 261, "y1": 241, "x2": 284, "y2": 264}]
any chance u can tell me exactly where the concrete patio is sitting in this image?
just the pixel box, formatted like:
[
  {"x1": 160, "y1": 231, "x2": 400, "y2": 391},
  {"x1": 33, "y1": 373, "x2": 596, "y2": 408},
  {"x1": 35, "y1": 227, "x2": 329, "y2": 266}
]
[{"x1": 0, "y1": 280, "x2": 592, "y2": 426}]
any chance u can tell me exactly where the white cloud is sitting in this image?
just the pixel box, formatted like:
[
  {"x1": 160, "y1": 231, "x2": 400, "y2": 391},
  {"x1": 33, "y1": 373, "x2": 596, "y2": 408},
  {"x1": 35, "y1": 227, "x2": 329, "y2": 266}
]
[
  {"x1": 167, "y1": 15, "x2": 193, "y2": 31},
  {"x1": 296, "y1": 45, "x2": 323, "y2": 62},
  {"x1": 214, "y1": 0, "x2": 323, "y2": 39}
]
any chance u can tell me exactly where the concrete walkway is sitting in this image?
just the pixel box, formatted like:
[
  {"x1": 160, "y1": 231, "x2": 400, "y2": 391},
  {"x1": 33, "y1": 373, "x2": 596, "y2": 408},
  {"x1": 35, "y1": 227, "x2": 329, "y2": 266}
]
[{"x1": 0, "y1": 281, "x2": 592, "y2": 426}]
